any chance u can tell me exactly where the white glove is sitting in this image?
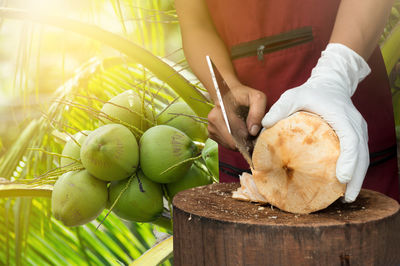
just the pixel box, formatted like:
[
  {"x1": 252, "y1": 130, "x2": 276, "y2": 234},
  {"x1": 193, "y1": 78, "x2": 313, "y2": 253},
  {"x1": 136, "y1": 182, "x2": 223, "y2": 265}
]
[{"x1": 262, "y1": 43, "x2": 371, "y2": 203}]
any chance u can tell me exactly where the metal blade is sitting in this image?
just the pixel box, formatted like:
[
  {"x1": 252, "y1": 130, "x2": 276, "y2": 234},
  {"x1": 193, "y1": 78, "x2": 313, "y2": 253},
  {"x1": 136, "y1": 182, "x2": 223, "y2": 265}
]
[
  {"x1": 206, "y1": 56, "x2": 231, "y2": 134},
  {"x1": 206, "y1": 55, "x2": 255, "y2": 168}
]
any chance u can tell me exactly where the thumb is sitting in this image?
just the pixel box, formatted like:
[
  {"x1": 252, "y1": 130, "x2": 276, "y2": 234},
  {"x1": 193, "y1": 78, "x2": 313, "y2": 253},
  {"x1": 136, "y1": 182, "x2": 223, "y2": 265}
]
[
  {"x1": 246, "y1": 91, "x2": 267, "y2": 136},
  {"x1": 262, "y1": 90, "x2": 299, "y2": 128}
]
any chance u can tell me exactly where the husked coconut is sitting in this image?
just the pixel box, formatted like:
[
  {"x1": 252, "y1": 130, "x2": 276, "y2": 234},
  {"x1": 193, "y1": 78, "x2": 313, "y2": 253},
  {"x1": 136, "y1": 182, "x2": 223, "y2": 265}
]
[{"x1": 233, "y1": 111, "x2": 346, "y2": 214}]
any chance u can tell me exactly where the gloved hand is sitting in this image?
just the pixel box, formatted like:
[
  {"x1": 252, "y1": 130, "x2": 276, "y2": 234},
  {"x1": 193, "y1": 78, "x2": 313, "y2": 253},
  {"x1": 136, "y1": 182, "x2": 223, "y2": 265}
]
[{"x1": 262, "y1": 43, "x2": 371, "y2": 203}]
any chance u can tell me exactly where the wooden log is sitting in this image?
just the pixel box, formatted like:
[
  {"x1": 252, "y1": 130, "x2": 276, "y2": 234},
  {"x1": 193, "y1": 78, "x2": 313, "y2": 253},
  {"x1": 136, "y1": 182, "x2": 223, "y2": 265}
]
[{"x1": 173, "y1": 183, "x2": 400, "y2": 266}]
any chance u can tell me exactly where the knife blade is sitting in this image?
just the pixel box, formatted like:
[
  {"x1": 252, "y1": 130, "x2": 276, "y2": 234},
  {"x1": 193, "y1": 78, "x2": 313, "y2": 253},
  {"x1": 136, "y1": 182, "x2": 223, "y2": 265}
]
[{"x1": 206, "y1": 55, "x2": 256, "y2": 168}]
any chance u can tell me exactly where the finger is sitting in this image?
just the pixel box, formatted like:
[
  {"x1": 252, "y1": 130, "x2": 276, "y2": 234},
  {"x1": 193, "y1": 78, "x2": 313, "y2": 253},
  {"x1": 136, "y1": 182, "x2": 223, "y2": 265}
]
[
  {"x1": 261, "y1": 89, "x2": 299, "y2": 128},
  {"x1": 343, "y1": 137, "x2": 369, "y2": 203},
  {"x1": 326, "y1": 115, "x2": 359, "y2": 184},
  {"x1": 207, "y1": 107, "x2": 236, "y2": 150},
  {"x1": 207, "y1": 123, "x2": 236, "y2": 150},
  {"x1": 208, "y1": 132, "x2": 236, "y2": 150},
  {"x1": 246, "y1": 90, "x2": 267, "y2": 136}
]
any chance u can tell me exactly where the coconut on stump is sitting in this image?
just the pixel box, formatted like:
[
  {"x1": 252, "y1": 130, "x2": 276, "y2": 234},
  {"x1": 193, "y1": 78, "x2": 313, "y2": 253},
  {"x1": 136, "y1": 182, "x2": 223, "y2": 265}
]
[{"x1": 233, "y1": 111, "x2": 345, "y2": 214}]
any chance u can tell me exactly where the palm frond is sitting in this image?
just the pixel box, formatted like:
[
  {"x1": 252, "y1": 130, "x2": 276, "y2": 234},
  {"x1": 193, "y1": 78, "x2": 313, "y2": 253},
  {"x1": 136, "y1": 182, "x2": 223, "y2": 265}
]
[
  {"x1": 1, "y1": 52, "x2": 191, "y2": 264},
  {"x1": 0, "y1": 7, "x2": 211, "y2": 118},
  {"x1": 130, "y1": 236, "x2": 173, "y2": 266},
  {"x1": 0, "y1": 1, "x2": 209, "y2": 264},
  {"x1": 0, "y1": 183, "x2": 52, "y2": 198}
]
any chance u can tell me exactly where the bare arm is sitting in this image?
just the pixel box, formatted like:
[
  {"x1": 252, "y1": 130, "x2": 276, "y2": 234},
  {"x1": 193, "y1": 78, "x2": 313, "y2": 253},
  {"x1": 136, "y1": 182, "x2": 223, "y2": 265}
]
[
  {"x1": 175, "y1": 0, "x2": 267, "y2": 148},
  {"x1": 330, "y1": 0, "x2": 395, "y2": 60},
  {"x1": 175, "y1": 0, "x2": 240, "y2": 101}
]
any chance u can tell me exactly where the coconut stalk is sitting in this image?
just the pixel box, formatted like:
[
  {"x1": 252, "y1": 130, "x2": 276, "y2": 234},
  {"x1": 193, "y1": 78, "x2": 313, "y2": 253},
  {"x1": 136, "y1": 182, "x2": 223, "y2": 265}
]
[
  {"x1": 0, "y1": 120, "x2": 40, "y2": 179},
  {"x1": 0, "y1": 183, "x2": 52, "y2": 198},
  {"x1": 0, "y1": 7, "x2": 212, "y2": 118},
  {"x1": 0, "y1": 5, "x2": 179, "y2": 266}
]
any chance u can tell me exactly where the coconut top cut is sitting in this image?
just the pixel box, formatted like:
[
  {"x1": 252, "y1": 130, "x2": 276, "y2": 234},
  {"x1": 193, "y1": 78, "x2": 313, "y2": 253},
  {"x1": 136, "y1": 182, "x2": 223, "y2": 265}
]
[{"x1": 250, "y1": 111, "x2": 346, "y2": 214}]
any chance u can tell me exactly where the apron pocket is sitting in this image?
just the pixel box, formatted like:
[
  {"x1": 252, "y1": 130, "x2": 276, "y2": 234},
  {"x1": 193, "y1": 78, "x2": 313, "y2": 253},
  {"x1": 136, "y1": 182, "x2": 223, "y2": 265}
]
[{"x1": 231, "y1": 26, "x2": 313, "y2": 61}]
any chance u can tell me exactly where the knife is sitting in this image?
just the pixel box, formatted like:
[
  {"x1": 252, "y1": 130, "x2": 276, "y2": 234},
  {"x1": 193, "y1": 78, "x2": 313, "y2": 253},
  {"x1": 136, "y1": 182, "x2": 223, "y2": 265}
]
[{"x1": 206, "y1": 55, "x2": 256, "y2": 168}]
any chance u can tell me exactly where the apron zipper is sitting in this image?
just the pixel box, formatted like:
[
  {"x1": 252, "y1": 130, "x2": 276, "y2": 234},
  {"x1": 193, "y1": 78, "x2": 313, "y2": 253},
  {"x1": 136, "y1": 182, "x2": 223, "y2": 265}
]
[
  {"x1": 257, "y1": 45, "x2": 266, "y2": 61},
  {"x1": 231, "y1": 26, "x2": 314, "y2": 61}
]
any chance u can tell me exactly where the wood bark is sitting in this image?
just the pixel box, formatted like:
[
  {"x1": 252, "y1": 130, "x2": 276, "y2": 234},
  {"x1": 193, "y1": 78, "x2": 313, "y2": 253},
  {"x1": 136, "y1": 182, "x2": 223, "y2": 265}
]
[{"x1": 173, "y1": 183, "x2": 400, "y2": 266}]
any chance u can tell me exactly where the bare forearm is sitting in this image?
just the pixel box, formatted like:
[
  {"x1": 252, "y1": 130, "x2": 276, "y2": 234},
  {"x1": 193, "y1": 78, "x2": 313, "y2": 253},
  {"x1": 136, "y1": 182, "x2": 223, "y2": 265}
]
[
  {"x1": 175, "y1": 0, "x2": 241, "y2": 102},
  {"x1": 180, "y1": 27, "x2": 238, "y2": 101},
  {"x1": 330, "y1": 0, "x2": 395, "y2": 60}
]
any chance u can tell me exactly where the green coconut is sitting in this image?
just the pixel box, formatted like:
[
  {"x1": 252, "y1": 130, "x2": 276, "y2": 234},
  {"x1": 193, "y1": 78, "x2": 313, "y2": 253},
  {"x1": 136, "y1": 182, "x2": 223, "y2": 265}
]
[
  {"x1": 108, "y1": 170, "x2": 163, "y2": 222},
  {"x1": 80, "y1": 124, "x2": 139, "y2": 181},
  {"x1": 166, "y1": 162, "x2": 212, "y2": 199},
  {"x1": 51, "y1": 170, "x2": 108, "y2": 227},
  {"x1": 140, "y1": 125, "x2": 198, "y2": 183},
  {"x1": 157, "y1": 102, "x2": 208, "y2": 142},
  {"x1": 60, "y1": 130, "x2": 91, "y2": 167},
  {"x1": 100, "y1": 90, "x2": 154, "y2": 137},
  {"x1": 201, "y1": 138, "x2": 219, "y2": 180}
]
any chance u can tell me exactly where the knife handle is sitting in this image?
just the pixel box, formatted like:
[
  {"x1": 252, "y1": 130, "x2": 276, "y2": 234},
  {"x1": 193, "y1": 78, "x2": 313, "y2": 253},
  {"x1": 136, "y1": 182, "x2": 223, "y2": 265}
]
[
  {"x1": 236, "y1": 105, "x2": 250, "y2": 121},
  {"x1": 235, "y1": 105, "x2": 259, "y2": 155}
]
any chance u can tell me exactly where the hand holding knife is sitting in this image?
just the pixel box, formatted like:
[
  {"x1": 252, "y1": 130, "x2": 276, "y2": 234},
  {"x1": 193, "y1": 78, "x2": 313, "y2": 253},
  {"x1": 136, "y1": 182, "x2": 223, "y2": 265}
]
[{"x1": 206, "y1": 55, "x2": 259, "y2": 168}]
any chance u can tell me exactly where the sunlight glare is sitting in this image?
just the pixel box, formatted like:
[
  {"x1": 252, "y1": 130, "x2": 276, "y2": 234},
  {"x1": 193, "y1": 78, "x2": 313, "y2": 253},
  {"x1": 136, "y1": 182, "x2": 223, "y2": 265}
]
[{"x1": 25, "y1": 0, "x2": 69, "y2": 15}]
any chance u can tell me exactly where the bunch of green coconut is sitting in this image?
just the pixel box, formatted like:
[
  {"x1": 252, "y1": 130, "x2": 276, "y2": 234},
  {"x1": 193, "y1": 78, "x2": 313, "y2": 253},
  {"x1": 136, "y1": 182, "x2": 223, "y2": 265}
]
[{"x1": 52, "y1": 90, "x2": 218, "y2": 227}]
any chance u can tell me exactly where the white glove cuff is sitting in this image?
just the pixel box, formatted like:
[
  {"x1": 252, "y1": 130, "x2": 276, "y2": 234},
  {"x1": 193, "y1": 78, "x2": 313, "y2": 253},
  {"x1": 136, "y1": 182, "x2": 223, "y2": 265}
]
[{"x1": 310, "y1": 43, "x2": 371, "y2": 96}]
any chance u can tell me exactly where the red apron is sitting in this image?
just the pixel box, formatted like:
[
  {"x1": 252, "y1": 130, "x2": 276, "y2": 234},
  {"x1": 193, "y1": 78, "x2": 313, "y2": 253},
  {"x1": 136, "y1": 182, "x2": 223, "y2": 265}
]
[{"x1": 205, "y1": 0, "x2": 400, "y2": 201}]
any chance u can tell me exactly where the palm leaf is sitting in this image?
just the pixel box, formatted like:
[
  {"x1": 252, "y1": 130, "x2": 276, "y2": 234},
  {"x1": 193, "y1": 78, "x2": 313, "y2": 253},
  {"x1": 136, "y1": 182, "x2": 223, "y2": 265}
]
[
  {"x1": 382, "y1": 22, "x2": 400, "y2": 74},
  {"x1": 0, "y1": 183, "x2": 52, "y2": 198},
  {"x1": 130, "y1": 236, "x2": 173, "y2": 266},
  {"x1": 0, "y1": 1, "x2": 209, "y2": 265},
  {"x1": 0, "y1": 55, "x2": 181, "y2": 265},
  {"x1": 0, "y1": 7, "x2": 211, "y2": 118}
]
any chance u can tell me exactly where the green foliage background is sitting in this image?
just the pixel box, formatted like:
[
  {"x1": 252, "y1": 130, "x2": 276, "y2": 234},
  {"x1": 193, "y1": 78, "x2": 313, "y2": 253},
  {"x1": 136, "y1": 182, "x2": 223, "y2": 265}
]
[{"x1": 0, "y1": 1, "x2": 208, "y2": 265}]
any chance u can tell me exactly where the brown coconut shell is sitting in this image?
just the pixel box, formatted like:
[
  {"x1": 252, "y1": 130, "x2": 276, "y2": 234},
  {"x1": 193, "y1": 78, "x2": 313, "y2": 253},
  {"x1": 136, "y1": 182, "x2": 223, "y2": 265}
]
[{"x1": 233, "y1": 111, "x2": 346, "y2": 214}]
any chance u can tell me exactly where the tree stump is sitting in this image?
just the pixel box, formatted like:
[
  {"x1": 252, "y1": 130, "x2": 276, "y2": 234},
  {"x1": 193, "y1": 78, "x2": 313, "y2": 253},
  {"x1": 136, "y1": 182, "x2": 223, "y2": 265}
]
[{"x1": 173, "y1": 183, "x2": 400, "y2": 266}]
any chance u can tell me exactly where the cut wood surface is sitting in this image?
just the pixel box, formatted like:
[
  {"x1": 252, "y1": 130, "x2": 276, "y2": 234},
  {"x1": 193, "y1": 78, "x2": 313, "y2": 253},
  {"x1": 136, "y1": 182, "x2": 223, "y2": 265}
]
[
  {"x1": 173, "y1": 183, "x2": 400, "y2": 266},
  {"x1": 234, "y1": 111, "x2": 345, "y2": 214}
]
